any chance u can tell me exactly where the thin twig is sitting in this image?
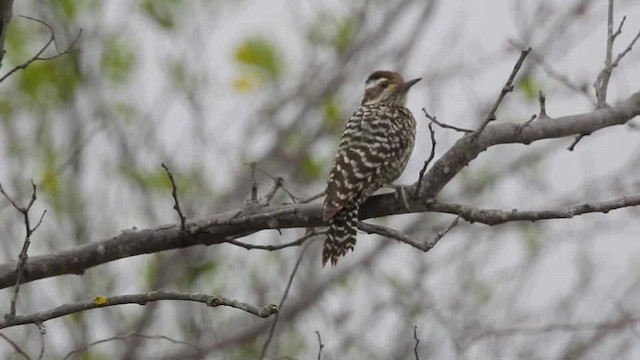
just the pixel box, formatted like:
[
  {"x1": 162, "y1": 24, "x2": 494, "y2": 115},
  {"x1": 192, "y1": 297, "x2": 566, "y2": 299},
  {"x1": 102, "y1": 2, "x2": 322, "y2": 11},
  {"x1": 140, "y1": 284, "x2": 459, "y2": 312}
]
[
  {"x1": 225, "y1": 230, "x2": 321, "y2": 251},
  {"x1": 245, "y1": 162, "x2": 299, "y2": 203},
  {"x1": 262, "y1": 176, "x2": 284, "y2": 205},
  {"x1": 567, "y1": 134, "x2": 586, "y2": 151},
  {"x1": 0, "y1": 290, "x2": 278, "y2": 330},
  {"x1": 413, "y1": 325, "x2": 420, "y2": 360},
  {"x1": 422, "y1": 108, "x2": 472, "y2": 133},
  {"x1": 473, "y1": 47, "x2": 531, "y2": 137},
  {"x1": 611, "y1": 27, "x2": 640, "y2": 68},
  {"x1": 423, "y1": 216, "x2": 461, "y2": 251},
  {"x1": 315, "y1": 331, "x2": 325, "y2": 360},
  {"x1": 0, "y1": 331, "x2": 31, "y2": 359},
  {"x1": 0, "y1": 180, "x2": 47, "y2": 319},
  {"x1": 298, "y1": 191, "x2": 325, "y2": 204},
  {"x1": 249, "y1": 162, "x2": 259, "y2": 204},
  {"x1": 464, "y1": 314, "x2": 639, "y2": 350},
  {"x1": 161, "y1": 163, "x2": 187, "y2": 232},
  {"x1": 414, "y1": 121, "x2": 437, "y2": 197},
  {"x1": 259, "y1": 243, "x2": 310, "y2": 359},
  {"x1": 0, "y1": 16, "x2": 81, "y2": 84},
  {"x1": 35, "y1": 323, "x2": 45, "y2": 360},
  {"x1": 63, "y1": 332, "x2": 205, "y2": 360},
  {"x1": 594, "y1": 0, "x2": 617, "y2": 108}
]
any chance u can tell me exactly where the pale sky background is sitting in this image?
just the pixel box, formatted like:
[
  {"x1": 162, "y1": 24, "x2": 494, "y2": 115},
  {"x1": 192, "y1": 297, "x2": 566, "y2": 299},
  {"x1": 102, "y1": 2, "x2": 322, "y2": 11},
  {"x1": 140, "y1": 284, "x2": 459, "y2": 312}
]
[{"x1": 4, "y1": 0, "x2": 640, "y2": 358}]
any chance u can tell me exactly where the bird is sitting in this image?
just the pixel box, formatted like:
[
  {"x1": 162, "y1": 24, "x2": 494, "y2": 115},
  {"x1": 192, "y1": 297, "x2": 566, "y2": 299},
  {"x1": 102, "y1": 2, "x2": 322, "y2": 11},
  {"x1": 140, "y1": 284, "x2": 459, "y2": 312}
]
[{"x1": 322, "y1": 70, "x2": 420, "y2": 266}]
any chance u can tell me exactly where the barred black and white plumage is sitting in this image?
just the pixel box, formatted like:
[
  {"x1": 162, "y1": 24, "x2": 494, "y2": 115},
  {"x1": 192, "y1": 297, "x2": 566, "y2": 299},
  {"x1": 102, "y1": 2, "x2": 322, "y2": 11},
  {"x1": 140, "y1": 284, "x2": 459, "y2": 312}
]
[{"x1": 322, "y1": 70, "x2": 420, "y2": 266}]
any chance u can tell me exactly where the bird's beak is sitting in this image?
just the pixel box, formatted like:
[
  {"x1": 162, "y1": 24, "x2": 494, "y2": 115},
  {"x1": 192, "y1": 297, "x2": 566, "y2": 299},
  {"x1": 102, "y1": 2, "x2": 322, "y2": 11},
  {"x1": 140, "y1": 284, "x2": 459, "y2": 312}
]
[{"x1": 398, "y1": 77, "x2": 421, "y2": 93}]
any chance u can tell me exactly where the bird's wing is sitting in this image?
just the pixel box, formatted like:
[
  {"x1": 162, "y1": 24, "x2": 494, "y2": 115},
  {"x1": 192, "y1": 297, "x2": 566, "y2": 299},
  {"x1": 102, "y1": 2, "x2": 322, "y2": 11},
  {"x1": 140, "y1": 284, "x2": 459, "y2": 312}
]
[{"x1": 323, "y1": 105, "x2": 393, "y2": 221}]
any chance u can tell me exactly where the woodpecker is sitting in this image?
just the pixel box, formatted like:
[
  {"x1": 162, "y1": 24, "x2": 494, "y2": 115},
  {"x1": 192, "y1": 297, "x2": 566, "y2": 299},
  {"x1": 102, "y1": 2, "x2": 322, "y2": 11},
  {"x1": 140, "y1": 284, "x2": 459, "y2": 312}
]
[{"x1": 322, "y1": 70, "x2": 420, "y2": 266}]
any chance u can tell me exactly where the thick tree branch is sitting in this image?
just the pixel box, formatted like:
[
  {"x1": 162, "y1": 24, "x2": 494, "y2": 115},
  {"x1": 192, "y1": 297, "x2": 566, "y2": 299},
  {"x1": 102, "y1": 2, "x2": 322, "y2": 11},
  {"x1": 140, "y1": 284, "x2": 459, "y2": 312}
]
[
  {"x1": 0, "y1": 92, "x2": 638, "y2": 289},
  {"x1": 0, "y1": 290, "x2": 278, "y2": 330}
]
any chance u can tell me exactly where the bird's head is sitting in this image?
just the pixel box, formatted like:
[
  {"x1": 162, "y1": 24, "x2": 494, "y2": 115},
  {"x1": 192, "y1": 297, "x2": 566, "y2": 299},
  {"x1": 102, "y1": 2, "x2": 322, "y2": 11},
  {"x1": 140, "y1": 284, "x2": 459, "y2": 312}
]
[{"x1": 360, "y1": 70, "x2": 421, "y2": 106}]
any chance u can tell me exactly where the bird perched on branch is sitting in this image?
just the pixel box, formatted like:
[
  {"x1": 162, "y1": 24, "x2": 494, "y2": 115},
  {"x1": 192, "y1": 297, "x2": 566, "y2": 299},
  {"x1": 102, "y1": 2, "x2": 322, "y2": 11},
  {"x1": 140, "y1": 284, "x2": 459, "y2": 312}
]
[{"x1": 322, "y1": 70, "x2": 420, "y2": 266}]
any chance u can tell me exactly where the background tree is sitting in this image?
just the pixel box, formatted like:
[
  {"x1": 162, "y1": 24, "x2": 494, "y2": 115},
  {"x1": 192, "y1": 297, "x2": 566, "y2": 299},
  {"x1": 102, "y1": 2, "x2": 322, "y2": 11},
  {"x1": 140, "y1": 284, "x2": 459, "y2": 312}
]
[{"x1": 0, "y1": 0, "x2": 640, "y2": 359}]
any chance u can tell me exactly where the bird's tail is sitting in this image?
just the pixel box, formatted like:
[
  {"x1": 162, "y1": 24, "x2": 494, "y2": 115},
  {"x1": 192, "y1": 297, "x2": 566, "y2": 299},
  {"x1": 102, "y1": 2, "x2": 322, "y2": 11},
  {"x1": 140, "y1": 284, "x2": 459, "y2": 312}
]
[{"x1": 323, "y1": 203, "x2": 358, "y2": 266}]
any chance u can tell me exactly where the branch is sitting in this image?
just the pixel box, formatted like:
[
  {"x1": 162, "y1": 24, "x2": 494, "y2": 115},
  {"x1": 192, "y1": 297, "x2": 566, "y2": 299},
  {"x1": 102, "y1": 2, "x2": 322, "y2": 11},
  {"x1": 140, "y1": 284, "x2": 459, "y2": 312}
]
[
  {"x1": 0, "y1": 93, "x2": 637, "y2": 289},
  {"x1": 413, "y1": 325, "x2": 420, "y2": 360},
  {"x1": 422, "y1": 108, "x2": 472, "y2": 133},
  {"x1": 0, "y1": 16, "x2": 81, "y2": 84},
  {"x1": 0, "y1": 290, "x2": 278, "y2": 330},
  {"x1": 63, "y1": 332, "x2": 204, "y2": 360},
  {"x1": 0, "y1": 180, "x2": 47, "y2": 319},
  {"x1": 315, "y1": 331, "x2": 324, "y2": 360},
  {"x1": 429, "y1": 195, "x2": 640, "y2": 226},
  {"x1": 0, "y1": 0, "x2": 13, "y2": 68},
  {"x1": 464, "y1": 314, "x2": 640, "y2": 349},
  {"x1": 161, "y1": 163, "x2": 187, "y2": 232},
  {"x1": 473, "y1": 47, "x2": 531, "y2": 137},
  {"x1": 594, "y1": 0, "x2": 618, "y2": 108},
  {"x1": 259, "y1": 243, "x2": 309, "y2": 359},
  {"x1": 414, "y1": 121, "x2": 437, "y2": 198},
  {"x1": 0, "y1": 331, "x2": 31, "y2": 359}
]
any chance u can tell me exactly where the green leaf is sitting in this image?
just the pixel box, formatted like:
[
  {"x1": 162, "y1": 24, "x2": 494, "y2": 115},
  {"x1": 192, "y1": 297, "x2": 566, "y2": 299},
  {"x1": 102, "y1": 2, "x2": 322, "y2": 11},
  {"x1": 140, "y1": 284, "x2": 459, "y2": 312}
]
[
  {"x1": 323, "y1": 97, "x2": 342, "y2": 126},
  {"x1": 233, "y1": 36, "x2": 284, "y2": 80},
  {"x1": 301, "y1": 155, "x2": 322, "y2": 179},
  {"x1": 18, "y1": 56, "x2": 81, "y2": 106},
  {"x1": 519, "y1": 75, "x2": 538, "y2": 100},
  {"x1": 101, "y1": 36, "x2": 136, "y2": 84},
  {"x1": 140, "y1": 0, "x2": 181, "y2": 29},
  {"x1": 178, "y1": 260, "x2": 220, "y2": 288},
  {"x1": 49, "y1": 0, "x2": 80, "y2": 21},
  {"x1": 307, "y1": 12, "x2": 361, "y2": 53}
]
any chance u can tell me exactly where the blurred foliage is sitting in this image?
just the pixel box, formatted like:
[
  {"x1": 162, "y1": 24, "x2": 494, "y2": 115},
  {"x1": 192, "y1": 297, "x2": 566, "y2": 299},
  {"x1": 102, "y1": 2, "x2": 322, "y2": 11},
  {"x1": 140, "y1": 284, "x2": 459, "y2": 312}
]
[
  {"x1": 140, "y1": 0, "x2": 184, "y2": 29},
  {"x1": 18, "y1": 56, "x2": 81, "y2": 107},
  {"x1": 521, "y1": 223, "x2": 541, "y2": 255},
  {"x1": 101, "y1": 36, "x2": 137, "y2": 84},
  {"x1": 307, "y1": 12, "x2": 361, "y2": 53},
  {"x1": 470, "y1": 279, "x2": 492, "y2": 304},
  {"x1": 323, "y1": 96, "x2": 343, "y2": 128},
  {"x1": 178, "y1": 260, "x2": 220, "y2": 288},
  {"x1": 233, "y1": 36, "x2": 284, "y2": 90},
  {"x1": 519, "y1": 75, "x2": 538, "y2": 100}
]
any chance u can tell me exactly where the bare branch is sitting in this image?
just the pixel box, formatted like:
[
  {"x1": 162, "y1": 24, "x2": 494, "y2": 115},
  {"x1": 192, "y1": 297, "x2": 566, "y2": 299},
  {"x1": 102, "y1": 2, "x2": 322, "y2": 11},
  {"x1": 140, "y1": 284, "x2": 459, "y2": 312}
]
[
  {"x1": 594, "y1": 0, "x2": 617, "y2": 107},
  {"x1": 225, "y1": 230, "x2": 321, "y2": 251},
  {"x1": 161, "y1": 163, "x2": 187, "y2": 232},
  {"x1": 63, "y1": 332, "x2": 205, "y2": 360},
  {"x1": 0, "y1": 331, "x2": 31, "y2": 360},
  {"x1": 0, "y1": 16, "x2": 81, "y2": 84},
  {"x1": 0, "y1": 180, "x2": 47, "y2": 319},
  {"x1": 0, "y1": 0, "x2": 13, "y2": 68},
  {"x1": 0, "y1": 290, "x2": 278, "y2": 330},
  {"x1": 298, "y1": 191, "x2": 325, "y2": 204},
  {"x1": 464, "y1": 314, "x2": 640, "y2": 350},
  {"x1": 430, "y1": 195, "x2": 640, "y2": 226},
  {"x1": 611, "y1": 27, "x2": 640, "y2": 68},
  {"x1": 413, "y1": 325, "x2": 420, "y2": 360},
  {"x1": 259, "y1": 244, "x2": 310, "y2": 359},
  {"x1": 422, "y1": 108, "x2": 472, "y2": 133},
  {"x1": 315, "y1": 331, "x2": 324, "y2": 360},
  {"x1": 414, "y1": 121, "x2": 437, "y2": 197},
  {"x1": 249, "y1": 162, "x2": 259, "y2": 204},
  {"x1": 473, "y1": 47, "x2": 531, "y2": 137}
]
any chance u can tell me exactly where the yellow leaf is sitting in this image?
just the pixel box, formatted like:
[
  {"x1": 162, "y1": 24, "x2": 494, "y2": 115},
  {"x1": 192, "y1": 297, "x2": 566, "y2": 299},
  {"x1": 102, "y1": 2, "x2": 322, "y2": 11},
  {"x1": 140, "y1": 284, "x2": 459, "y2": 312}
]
[
  {"x1": 232, "y1": 74, "x2": 259, "y2": 92},
  {"x1": 41, "y1": 166, "x2": 59, "y2": 194},
  {"x1": 94, "y1": 296, "x2": 109, "y2": 305}
]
